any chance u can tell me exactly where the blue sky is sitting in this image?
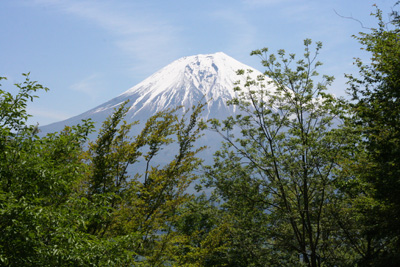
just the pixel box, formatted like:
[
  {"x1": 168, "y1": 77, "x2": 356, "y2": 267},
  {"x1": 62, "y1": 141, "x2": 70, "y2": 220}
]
[{"x1": 0, "y1": 0, "x2": 396, "y2": 126}]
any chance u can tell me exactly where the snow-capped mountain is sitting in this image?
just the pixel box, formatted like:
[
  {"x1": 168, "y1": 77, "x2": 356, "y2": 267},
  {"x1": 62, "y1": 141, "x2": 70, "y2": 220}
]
[{"x1": 40, "y1": 52, "x2": 269, "y2": 136}]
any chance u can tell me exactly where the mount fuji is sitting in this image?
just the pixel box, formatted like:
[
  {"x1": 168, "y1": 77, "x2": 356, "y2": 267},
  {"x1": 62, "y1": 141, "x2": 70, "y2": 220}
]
[
  {"x1": 41, "y1": 52, "x2": 271, "y2": 135},
  {"x1": 40, "y1": 53, "x2": 274, "y2": 162}
]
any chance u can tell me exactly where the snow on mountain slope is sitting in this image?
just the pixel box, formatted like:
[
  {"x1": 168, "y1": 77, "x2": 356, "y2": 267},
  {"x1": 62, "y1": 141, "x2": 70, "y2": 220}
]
[{"x1": 40, "y1": 52, "x2": 270, "y2": 135}]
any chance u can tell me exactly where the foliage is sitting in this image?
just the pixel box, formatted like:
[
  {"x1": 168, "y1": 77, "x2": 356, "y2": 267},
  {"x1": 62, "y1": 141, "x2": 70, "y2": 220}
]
[
  {"x1": 0, "y1": 74, "x2": 98, "y2": 265},
  {"x1": 0, "y1": 74, "x2": 207, "y2": 266},
  {"x1": 342, "y1": 3, "x2": 400, "y2": 265},
  {"x1": 3, "y1": 4, "x2": 400, "y2": 264},
  {"x1": 82, "y1": 100, "x2": 207, "y2": 265},
  {"x1": 171, "y1": 194, "x2": 233, "y2": 266},
  {"x1": 207, "y1": 40, "x2": 354, "y2": 266}
]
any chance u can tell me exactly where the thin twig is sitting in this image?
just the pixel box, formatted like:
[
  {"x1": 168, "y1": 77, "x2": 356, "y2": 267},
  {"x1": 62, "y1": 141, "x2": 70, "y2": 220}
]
[{"x1": 333, "y1": 9, "x2": 371, "y2": 30}]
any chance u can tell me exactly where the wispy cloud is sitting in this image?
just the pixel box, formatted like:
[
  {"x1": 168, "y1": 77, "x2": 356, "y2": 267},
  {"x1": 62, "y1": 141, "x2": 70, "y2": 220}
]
[
  {"x1": 28, "y1": 106, "x2": 72, "y2": 122},
  {"x1": 70, "y1": 73, "x2": 103, "y2": 100},
  {"x1": 28, "y1": 0, "x2": 183, "y2": 75}
]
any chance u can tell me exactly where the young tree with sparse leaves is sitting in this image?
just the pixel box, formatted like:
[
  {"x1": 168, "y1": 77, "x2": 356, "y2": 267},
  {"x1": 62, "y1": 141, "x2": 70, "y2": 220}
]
[{"x1": 207, "y1": 40, "x2": 353, "y2": 266}]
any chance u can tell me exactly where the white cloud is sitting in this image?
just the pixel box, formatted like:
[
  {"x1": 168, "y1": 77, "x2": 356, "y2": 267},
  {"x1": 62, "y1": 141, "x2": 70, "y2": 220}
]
[
  {"x1": 70, "y1": 74, "x2": 102, "y2": 99},
  {"x1": 28, "y1": 106, "x2": 72, "y2": 122},
  {"x1": 28, "y1": 0, "x2": 183, "y2": 74}
]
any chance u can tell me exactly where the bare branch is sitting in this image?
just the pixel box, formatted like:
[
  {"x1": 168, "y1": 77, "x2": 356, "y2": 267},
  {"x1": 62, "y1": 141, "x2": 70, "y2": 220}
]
[{"x1": 333, "y1": 9, "x2": 372, "y2": 30}]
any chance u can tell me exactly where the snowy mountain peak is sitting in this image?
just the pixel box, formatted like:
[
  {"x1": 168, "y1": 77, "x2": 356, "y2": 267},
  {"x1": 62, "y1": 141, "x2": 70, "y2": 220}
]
[
  {"x1": 40, "y1": 52, "x2": 267, "y2": 134},
  {"x1": 114, "y1": 52, "x2": 262, "y2": 118}
]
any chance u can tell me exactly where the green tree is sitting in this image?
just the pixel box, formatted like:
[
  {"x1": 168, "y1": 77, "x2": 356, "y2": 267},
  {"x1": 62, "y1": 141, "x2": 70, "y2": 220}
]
[
  {"x1": 81, "y1": 101, "x2": 208, "y2": 265},
  {"x1": 0, "y1": 74, "x2": 208, "y2": 266},
  {"x1": 207, "y1": 40, "x2": 353, "y2": 266},
  {"x1": 0, "y1": 74, "x2": 102, "y2": 265},
  {"x1": 342, "y1": 3, "x2": 400, "y2": 265},
  {"x1": 172, "y1": 193, "x2": 234, "y2": 266}
]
